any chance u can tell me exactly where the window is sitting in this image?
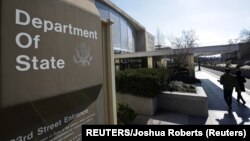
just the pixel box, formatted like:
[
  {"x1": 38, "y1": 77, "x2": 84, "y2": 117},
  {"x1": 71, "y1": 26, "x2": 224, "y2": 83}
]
[{"x1": 96, "y1": 1, "x2": 136, "y2": 53}]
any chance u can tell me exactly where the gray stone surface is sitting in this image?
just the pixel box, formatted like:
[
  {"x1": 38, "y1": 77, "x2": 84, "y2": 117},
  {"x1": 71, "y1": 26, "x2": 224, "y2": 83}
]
[
  {"x1": 116, "y1": 92, "x2": 158, "y2": 116},
  {"x1": 158, "y1": 86, "x2": 208, "y2": 117}
]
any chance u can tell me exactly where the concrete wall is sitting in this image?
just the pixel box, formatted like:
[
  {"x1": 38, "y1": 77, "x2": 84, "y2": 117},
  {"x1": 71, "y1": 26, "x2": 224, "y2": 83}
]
[
  {"x1": 135, "y1": 30, "x2": 146, "y2": 52},
  {"x1": 221, "y1": 51, "x2": 237, "y2": 61},
  {"x1": 220, "y1": 42, "x2": 250, "y2": 61},
  {"x1": 116, "y1": 92, "x2": 158, "y2": 116},
  {"x1": 186, "y1": 54, "x2": 195, "y2": 78},
  {"x1": 147, "y1": 57, "x2": 153, "y2": 69},
  {"x1": 116, "y1": 86, "x2": 208, "y2": 117},
  {"x1": 146, "y1": 31, "x2": 155, "y2": 51},
  {"x1": 158, "y1": 86, "x2": 208, "y2": 117}
]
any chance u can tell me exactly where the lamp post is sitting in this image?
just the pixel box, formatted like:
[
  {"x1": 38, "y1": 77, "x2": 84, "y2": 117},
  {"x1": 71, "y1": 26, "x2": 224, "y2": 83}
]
[{"x1": 198, "y1": 54, "x2": 201, "y2": 71}]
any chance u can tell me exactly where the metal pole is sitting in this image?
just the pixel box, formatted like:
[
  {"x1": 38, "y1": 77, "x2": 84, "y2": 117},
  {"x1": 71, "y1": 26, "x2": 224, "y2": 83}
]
[{"x1": 198, "y1": 55, "x2": 201, "y2": 71}]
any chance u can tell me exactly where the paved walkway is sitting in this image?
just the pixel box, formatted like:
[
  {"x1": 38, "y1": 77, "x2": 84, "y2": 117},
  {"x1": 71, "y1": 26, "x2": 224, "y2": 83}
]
[{"x1": 132, "y1": 68, "x2": 250, "y2": 125}]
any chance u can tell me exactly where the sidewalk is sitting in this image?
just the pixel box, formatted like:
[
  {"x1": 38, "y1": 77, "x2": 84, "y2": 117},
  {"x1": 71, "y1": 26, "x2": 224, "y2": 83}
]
[{"x1": 131, "y1": 68, "x2": 250, "y2": 125}]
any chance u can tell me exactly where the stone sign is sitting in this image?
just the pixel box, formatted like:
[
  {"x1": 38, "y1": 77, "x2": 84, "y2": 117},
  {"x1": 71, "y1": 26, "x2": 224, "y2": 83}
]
[{"x1": 0, "y1": 0, "x2": 106, "y2": 140}]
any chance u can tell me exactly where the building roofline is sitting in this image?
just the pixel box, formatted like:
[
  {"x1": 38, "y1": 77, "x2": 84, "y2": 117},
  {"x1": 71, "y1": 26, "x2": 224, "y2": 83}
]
[{"x1": 96, "y1": 0, "x2": 145, "y2": 31}]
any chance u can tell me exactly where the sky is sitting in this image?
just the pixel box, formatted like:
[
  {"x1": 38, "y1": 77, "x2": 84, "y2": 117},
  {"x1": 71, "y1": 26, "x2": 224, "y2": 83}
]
[{"x1": 110, "y1": 0, "x2": 250, "y2": 47}]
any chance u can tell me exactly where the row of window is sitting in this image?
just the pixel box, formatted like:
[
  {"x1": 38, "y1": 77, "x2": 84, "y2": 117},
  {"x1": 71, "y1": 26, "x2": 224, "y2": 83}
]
[{"x1": 95, "y1": 1, "x2": 135, "y2": 53}]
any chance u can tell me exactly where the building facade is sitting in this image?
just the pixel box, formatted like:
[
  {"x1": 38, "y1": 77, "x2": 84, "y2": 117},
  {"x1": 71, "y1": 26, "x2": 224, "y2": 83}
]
[
  {"x1": 221, "y1": 42, "x2": 250, "y2": 64},
  {"x1": 96, "y1": 0, "x2": 155, "y2": 54},
  {"x1": 95, "y1": 0, "x2": 155, "y2": 70}
]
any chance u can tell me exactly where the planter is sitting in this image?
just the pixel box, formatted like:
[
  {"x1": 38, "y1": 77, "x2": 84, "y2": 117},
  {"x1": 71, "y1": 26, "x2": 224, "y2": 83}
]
[
  {"x1": 158, "y1": 86, "x2": 208, "y2": 117},
  {"x1": 116, "y1": 92, "x2": 158, "y2": 116}
]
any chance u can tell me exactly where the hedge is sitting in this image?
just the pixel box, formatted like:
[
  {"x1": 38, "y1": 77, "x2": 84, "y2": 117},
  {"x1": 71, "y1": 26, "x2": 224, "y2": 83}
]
[
  {"x1": 115, "y1": 68, "x2": 168, "y2": 98},
  {"x1": 117, "y1": 103, "x2": 137, "y2": 125}
]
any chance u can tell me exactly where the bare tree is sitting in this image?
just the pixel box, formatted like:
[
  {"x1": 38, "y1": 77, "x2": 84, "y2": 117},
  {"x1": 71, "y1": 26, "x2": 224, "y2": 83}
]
[
  {"x1": 155, "y1": 28, "x2": 165, "y2": 47},
  {"x1": 168, "y1": 29, "x2": 198, "y2": 67},
  {"x1": 239, "y1": 28, "x2": 250, "y2": 43},
  {"x1": 228, "y1": 38, "x2": 239, "y2": 44}
]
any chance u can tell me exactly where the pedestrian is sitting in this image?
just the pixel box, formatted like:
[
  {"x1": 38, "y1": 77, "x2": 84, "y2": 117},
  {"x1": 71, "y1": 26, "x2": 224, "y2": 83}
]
[
  {"x1": 219, "y1": 67, "x2": 240, "y2": 112},
  {"x1": 235, "y1": 70, "x2": 246, "y2": 105}
]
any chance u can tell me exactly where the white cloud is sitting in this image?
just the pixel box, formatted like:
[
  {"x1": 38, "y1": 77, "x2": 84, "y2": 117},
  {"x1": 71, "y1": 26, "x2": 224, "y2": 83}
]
[
  {"x1": 247, "y1": 17, "x2": 250, "y2": 22},
  {"x1": 179, "y1": 0, "x2": 186, "y2": 5},
  {"x1": 197, "y1": 31, "x2": 232, "y2": 46}
]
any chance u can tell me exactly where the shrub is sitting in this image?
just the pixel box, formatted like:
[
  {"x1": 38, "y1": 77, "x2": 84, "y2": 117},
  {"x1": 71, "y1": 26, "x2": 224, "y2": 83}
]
[
  {"x1": 117, "y1": 103, "x2": 137, "y2": 125},
  {"x1": 167, "y1": 81, "x2": 196, "y2": 93},
  {"x1": 115, "y1": 68, "x2": 168, "y2": 98},
  {"x1": 168, "y1": 66, "x2": 200, "y2": 84}
]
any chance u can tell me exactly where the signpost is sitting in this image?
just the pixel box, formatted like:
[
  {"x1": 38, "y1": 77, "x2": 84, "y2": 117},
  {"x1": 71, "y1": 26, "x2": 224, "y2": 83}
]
[{"x1": 0, "y1": 0, "x2": 114, "y2": 140}]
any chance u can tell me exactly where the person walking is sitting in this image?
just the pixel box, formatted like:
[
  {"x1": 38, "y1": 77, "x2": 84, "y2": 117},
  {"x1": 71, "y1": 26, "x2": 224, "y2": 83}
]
[
  {"x1": 235, "y1": 70, "x2": 246, "y2": 105},
  {"x1": 220, "y1": 67, "x2": 240, "y2": 112}
]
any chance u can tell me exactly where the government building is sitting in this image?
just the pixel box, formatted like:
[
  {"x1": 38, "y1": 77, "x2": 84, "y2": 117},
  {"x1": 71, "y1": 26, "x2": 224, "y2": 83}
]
[{"x1": 96, "y1": 0, "x2": 155, "y2": 70}]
